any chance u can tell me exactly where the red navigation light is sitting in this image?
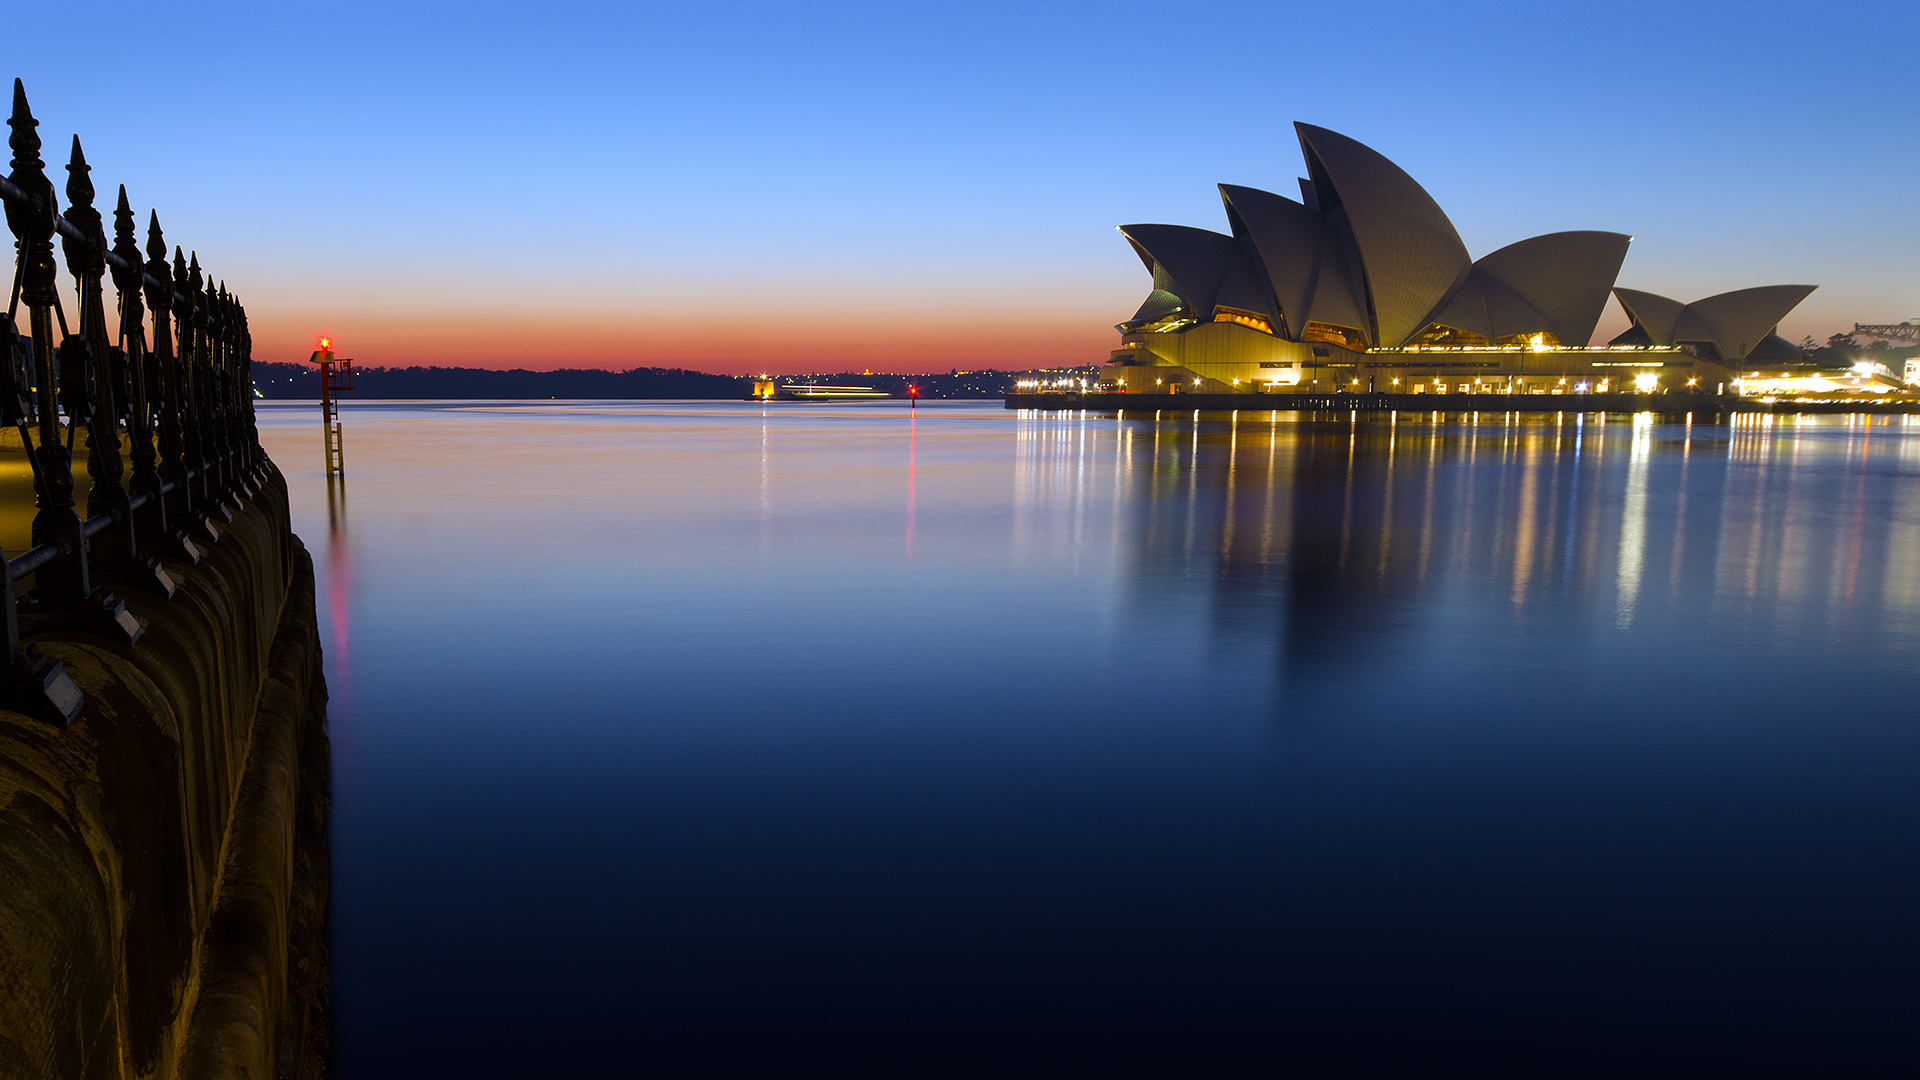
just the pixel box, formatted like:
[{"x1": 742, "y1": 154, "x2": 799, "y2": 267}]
[
  {"x1": 318, "y1": 336, "x2": 331, "y2": 350},
  {"x1": 908, "y1": 385, "x2": 918, "y2": 396}
]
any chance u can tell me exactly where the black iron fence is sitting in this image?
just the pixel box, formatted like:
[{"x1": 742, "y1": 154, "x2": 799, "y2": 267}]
[{"x1": 1, "y1": 79, "x2": 277, "y2": 727}]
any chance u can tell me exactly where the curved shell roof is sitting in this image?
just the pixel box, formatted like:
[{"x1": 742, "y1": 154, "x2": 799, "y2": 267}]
[
  {"x1": 1217, "y1": 184, "x2": 1365, "y2": 340},
  {"x1": 1115, "y1": 126, "x2": 1811, "y2": 360},
  {"x1": 1118, "y1": 224, "x2": 1246, "y2": 320},
  {"x1": 1130, "y1": 288, "x2": 1184, "y2": 324},
  {"x1": 1476, "y1": 231, "x2": 1631, "y2": 347},
  {"x1": 1429, "y1": 267, "x2": 1549, "y2": 342},
  {"x1": 1218, "y1": 185, "x2": 1323, "y2": 339},
  {"x1": 1688, "y1": 286, "x2": 1817, "y2": 362},
  {"x1": 1295, "y1": 123, "x2": 1472, "y2": 348},
  {"x1": 1613, "y1": 289, "x2": 1688, "y2": 345},
  {"x1": 1613, "y1": 285, "x2": 1817, "y2": 363},
  {"x1": 1746, "y1": 333, "x2": 1805, "y2": 362}
]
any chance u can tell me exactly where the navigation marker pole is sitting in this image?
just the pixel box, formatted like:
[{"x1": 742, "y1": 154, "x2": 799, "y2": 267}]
[{"x1": 310, "y1": 337, "x2": 354, "y2": 475}]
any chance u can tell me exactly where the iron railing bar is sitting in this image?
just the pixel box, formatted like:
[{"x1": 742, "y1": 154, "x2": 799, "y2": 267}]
[
  {"x1": 3, "y1": 181, "x2": 168, "y2": 297},
  {"x1": 81, "y1": 511, "x2": 117, "y2": 540},
  {"x1": 15, "y1": 212, "x2": 166, "y2": 300},
  {"x1": 99, "y1": 255, "x2": 171, "y2": 300},
  {"x1": 7, "y1": 543, "x2": 60, "y2": 581},
  {"x1": 54, "y1": 214, "x2": 87, "y2": 246}
]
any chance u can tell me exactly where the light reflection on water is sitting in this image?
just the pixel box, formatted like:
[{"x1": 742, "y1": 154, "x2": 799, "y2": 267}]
[{"x1": 257, "y1": 401, "x2": 1920, "y2": 1073}]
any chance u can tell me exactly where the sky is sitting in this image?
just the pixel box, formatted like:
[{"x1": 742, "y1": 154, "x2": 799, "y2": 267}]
[{"x1": 7, "y1": 1, "x2": 1917, "y2": 374}]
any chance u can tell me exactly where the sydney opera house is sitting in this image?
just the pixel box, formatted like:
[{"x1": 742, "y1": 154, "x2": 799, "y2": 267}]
[{"x1": 1101, "y1": 124, "x2": 1815, "y2": 397}]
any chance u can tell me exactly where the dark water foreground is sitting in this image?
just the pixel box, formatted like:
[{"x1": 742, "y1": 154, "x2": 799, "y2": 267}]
[{"x1": 260, "y1": 401, "x2": 1920, "y2": 1074}]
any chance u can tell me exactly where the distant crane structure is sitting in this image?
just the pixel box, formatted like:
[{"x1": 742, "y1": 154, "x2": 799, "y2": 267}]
[
  {"x1": 309, "y1": 338, "x2": 355, "y2": 475},
  {"x1": 1852, "y1": 321, "x2": 1920, "y2": 345}
]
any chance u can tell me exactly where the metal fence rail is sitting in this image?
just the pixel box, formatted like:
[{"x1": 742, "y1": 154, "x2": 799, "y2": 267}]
[{"x1": 1, "y1": 79, "x2": 277, "y2": 727}]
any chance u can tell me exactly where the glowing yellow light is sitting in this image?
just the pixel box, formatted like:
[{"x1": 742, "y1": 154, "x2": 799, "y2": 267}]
[{"x1": 1635, "y1": 373, "x2": 1658, "y2": 392}]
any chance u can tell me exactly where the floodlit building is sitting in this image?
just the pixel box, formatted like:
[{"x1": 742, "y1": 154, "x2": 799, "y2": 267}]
[
  {"x1": 1731, "y1": 356, "x2": 1908, "y2": 397},
  {"x1": 1101, "y1": 124, "x2": 1816, "y2": 397}
]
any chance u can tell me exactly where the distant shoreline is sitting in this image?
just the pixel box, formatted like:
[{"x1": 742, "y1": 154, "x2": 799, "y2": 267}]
[{"x1": 250, "y1": 362, "x2": 1098, "y2": 400}]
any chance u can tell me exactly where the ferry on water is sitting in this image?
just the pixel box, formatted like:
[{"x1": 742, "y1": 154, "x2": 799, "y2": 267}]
[{"x1": 748, "y1": 381, "x2": 891, "y2": 401}]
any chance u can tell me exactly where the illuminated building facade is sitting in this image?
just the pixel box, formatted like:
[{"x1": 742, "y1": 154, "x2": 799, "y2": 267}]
[{"x1": 1102, "y1": 124, "x2": 1816, "y2": 397}]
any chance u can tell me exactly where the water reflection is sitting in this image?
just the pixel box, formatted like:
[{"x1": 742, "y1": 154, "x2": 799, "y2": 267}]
[
  {"x1": 326, "y1": 471, "x2": 348, "y2": 539},
  {"x1": 1015, "y1": 408, "x2": 1920, "y2": 682},
  {"x1": 324, "y1": 471, "x2": 353, "y2": 692},
  {"x1": 905, "y1": 412, "x2": 916, "y2": 558}
]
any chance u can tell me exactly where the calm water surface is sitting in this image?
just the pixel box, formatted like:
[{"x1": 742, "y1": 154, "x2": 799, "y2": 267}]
[{"x1": 256, "y1": 401, "x2": 1920, "y2": 1073}]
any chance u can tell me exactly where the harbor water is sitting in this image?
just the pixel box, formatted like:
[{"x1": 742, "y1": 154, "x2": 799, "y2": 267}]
[{"x1": 258, "y1": 401, "x2": 1920, "y2": 1073}]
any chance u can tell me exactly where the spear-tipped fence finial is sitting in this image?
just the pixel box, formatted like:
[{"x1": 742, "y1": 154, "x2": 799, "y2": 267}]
[
  {"x1": 8, "y1": 79, "x2": 41, "y2": 178},
  {"x1": 61, "y1": 135, "x2": 104, "y2": 281},
  {"x1": 112, "y1": 187, "x2": 140, "y2": 297},
  {"x1": 6, "y1": 80, "x2": 56, "y2": 307},
  {"x1": 111, "y1": 183, "x2": 165, "y2": 553},
  {"x1": 148, "y1": 221, "x2": 190, "y2": 538},
  {"x1": 64, "y1": 135, "x2": 93, "y2": 213},
  {"x1": 174, "y1": 247, "x2": 210, "y2": 513},
  {"x1": 0, "y1": 81, "x2": 280, "y2": 720}
]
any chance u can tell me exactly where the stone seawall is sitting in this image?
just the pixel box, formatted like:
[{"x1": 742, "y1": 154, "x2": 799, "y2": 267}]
[{"x1": 0, "y1": 472, "x2": 330, "y2": 1079}]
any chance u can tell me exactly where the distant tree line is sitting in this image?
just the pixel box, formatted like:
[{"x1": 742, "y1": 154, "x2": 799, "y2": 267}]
[
  {"x1": 250, "y1": 363, "x2": 1102, "y2": 400},
  {"x1": 250, "y1": 363, "x2": 749, "y2": 399},
  {"x1": 1798, "y1": 334, "x2": 1920, "y2": 371}
]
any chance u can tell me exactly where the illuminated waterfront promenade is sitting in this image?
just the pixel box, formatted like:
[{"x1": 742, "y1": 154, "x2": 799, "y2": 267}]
[{"x1": 1007, "y1": 390, "x2": 1920, "y2": 414}]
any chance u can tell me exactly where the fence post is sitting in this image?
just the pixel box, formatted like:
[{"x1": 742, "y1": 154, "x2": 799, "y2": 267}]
[
  {"x1": 223, "y1": 286, "x2": 256, "y2": 497},
  {"x1": 6, "y1": 82, "x2": 91, "y2": 607},
  {"x1": 190, "y1": 257, "x2": 229, "y2": 520},
  {"x1": 114, "y1": 187, "x2": 169, "y2": 554},
  {"x1": 238, "y1": 300, "x2": 262, "y2": 473},
  {"x1": 61, "y1": 137, "x2": 140, "y2": 584},
  {"x1": 172, "y1": 247, "x2": 209, "y2": 528},
  {"x1": 4, "y1": 82, "x2": 137, "y2": 642},
  {"x1": 148, "y1": 217, "x2": 197, "y2": 554},
  {"x1": 0, "y1": 313, "x2": 82, "y2": 727},
  {"x1": 205, "y1": 275, "x2": 233, "y2": 505}
]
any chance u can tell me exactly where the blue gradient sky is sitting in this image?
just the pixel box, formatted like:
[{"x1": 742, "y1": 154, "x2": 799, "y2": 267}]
[{"x1": 9, "y1": 1, "x2": 1916, "y2": 372}]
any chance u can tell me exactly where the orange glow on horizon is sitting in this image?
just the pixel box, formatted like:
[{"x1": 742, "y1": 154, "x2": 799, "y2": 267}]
[{"x1": 260, "y1": 310, "x2": 1114, "y2": 376}]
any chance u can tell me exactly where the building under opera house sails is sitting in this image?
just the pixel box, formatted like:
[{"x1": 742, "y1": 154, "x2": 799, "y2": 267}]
[{"x1": 1102, "y1": 123, "x2": 1815, "y2": 397}]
